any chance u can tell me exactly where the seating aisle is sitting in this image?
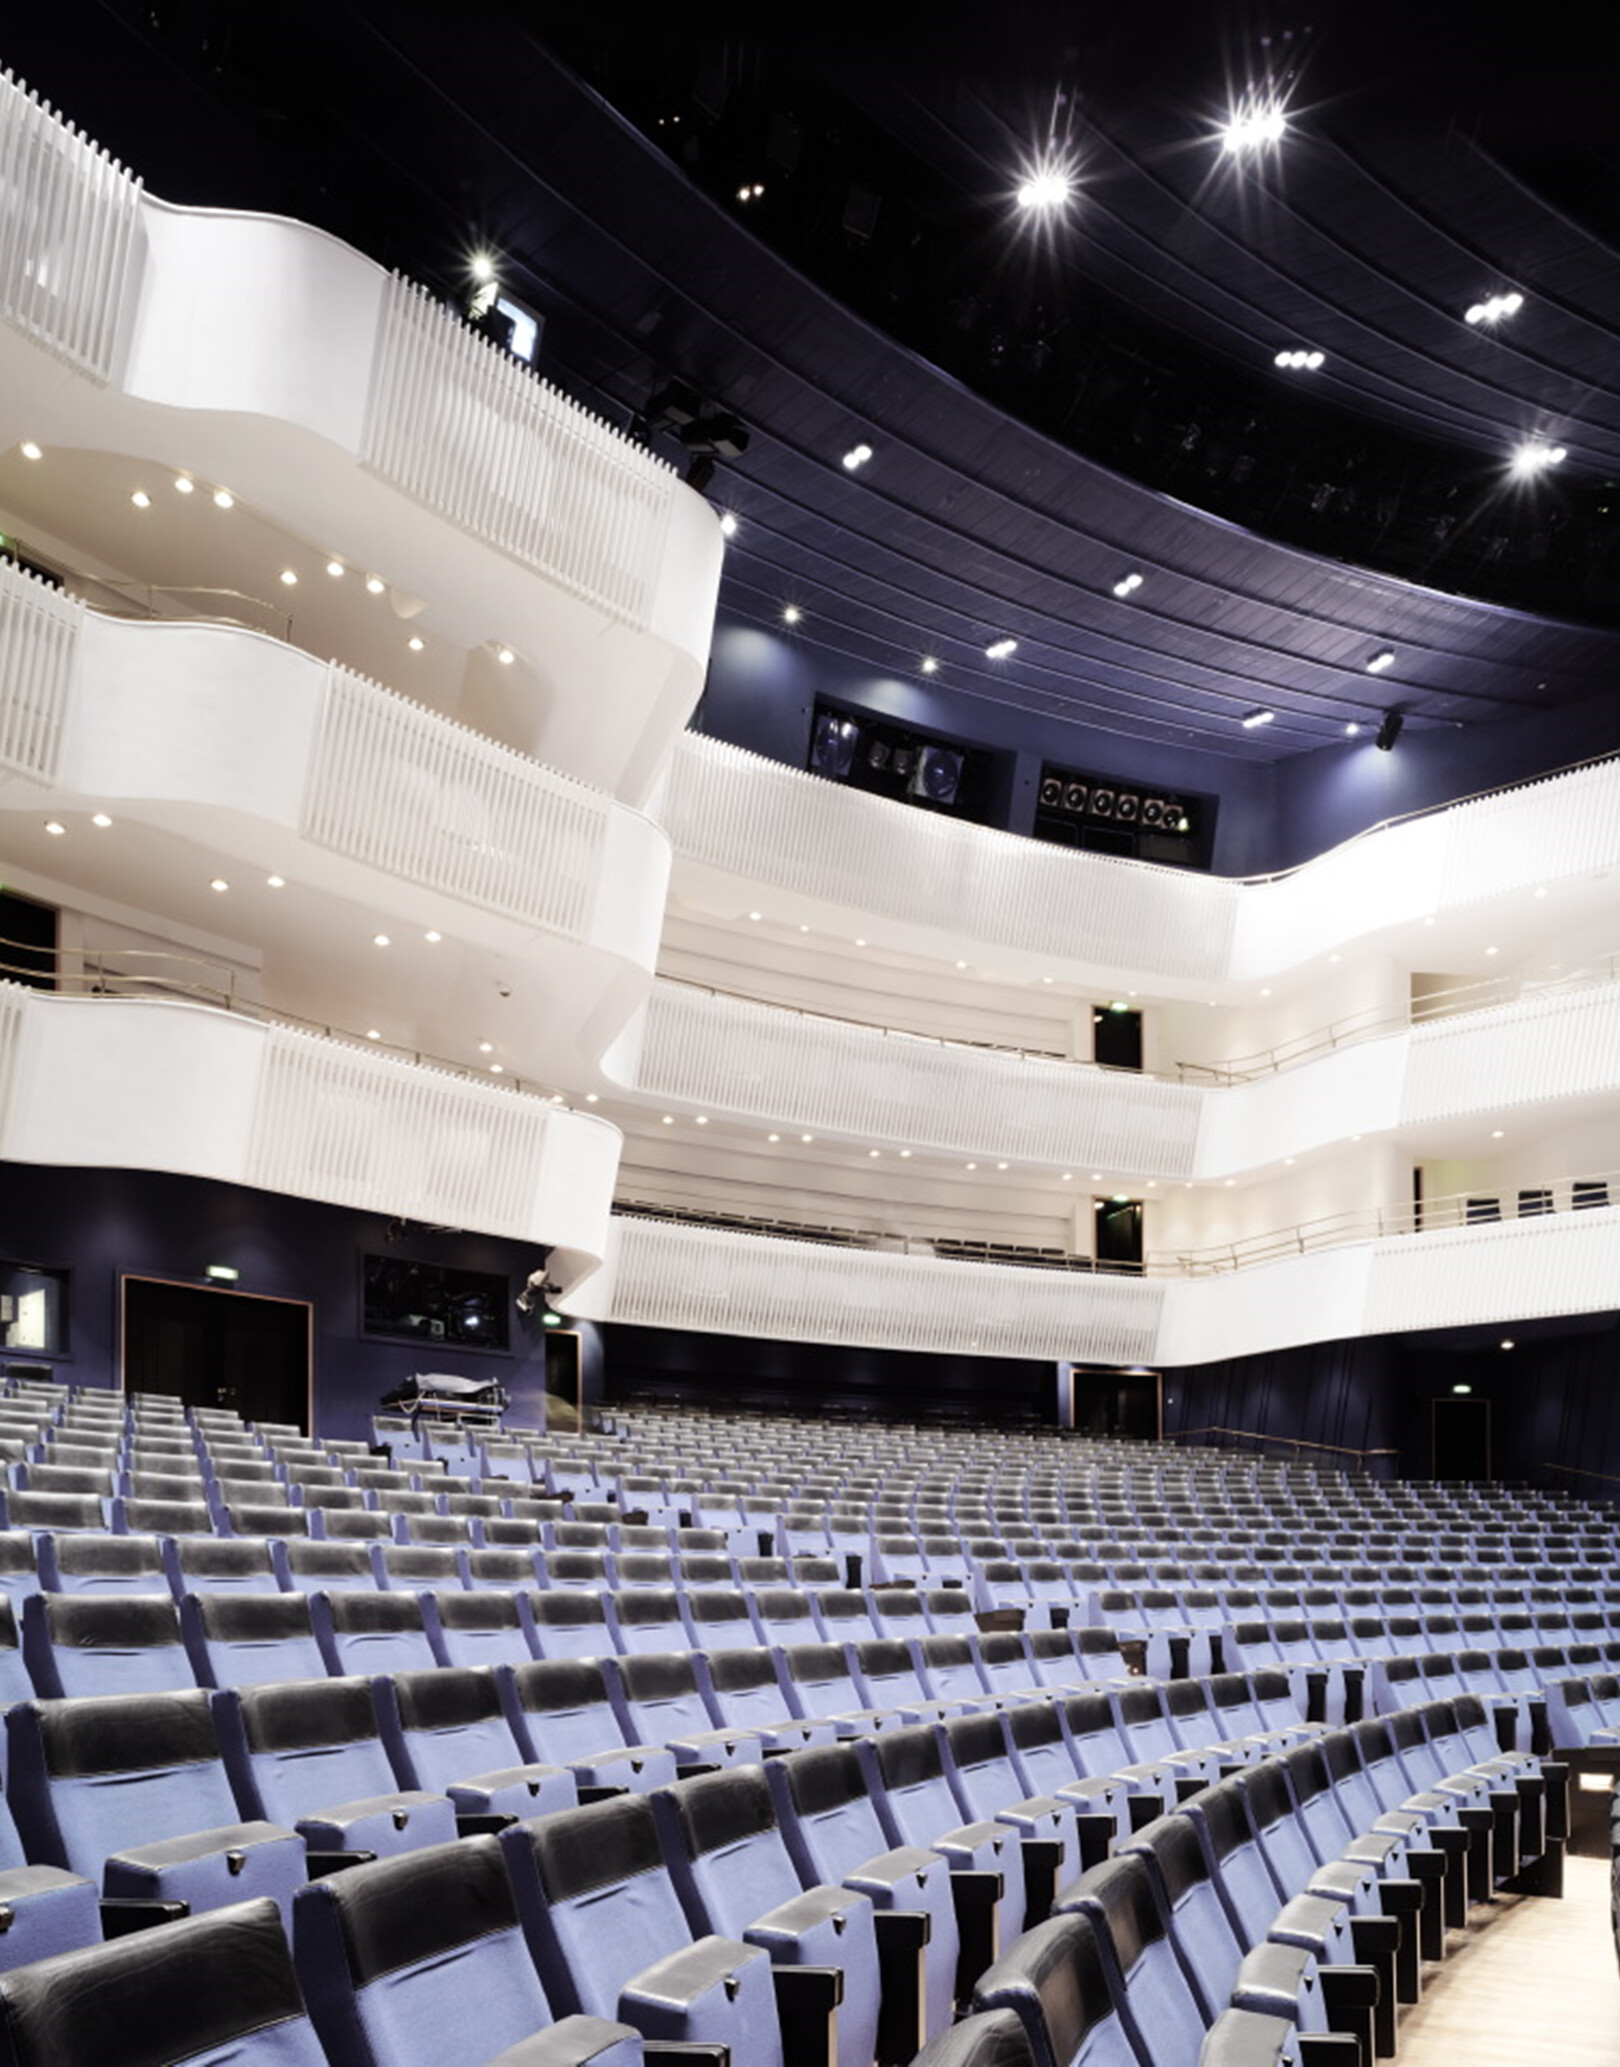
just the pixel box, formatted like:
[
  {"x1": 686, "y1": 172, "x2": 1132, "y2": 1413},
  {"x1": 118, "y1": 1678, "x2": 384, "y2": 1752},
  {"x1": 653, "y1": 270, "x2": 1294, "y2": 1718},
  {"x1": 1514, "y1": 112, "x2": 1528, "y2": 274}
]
[{"x1": 1395, "y1": 1854, "x2": 1619, "y2": 2067}]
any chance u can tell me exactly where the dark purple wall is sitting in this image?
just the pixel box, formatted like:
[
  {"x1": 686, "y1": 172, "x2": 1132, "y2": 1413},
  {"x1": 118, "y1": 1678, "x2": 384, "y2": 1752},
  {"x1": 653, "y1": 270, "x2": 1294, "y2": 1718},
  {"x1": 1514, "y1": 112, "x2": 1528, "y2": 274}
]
[
  {"x1": 698, "y1": 623, "x2": 1275, "y2": 877},
  {"x1": 0, "y1": 1162, "x2": 603, "y2": 1441}
]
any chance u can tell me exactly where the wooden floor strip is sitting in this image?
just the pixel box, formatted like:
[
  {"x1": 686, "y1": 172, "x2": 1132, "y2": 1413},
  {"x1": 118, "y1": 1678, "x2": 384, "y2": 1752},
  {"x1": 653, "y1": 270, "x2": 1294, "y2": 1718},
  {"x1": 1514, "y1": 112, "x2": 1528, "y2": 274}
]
[{"x1": 1392, "y1": 1854, "x2": 1620, "y2": 2066}]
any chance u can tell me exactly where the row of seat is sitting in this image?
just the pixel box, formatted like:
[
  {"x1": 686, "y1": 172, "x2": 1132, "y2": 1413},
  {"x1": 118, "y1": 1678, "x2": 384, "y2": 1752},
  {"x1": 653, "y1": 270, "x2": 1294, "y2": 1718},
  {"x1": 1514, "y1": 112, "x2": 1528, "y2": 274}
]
[{"x1": 0, "y1": 1686, "x2": 1568, "y2": 2067}]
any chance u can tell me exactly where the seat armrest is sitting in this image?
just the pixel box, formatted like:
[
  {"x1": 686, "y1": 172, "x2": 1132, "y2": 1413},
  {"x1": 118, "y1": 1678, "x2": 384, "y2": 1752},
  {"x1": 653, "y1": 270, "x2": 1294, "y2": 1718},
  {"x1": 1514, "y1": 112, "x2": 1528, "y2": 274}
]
[
  {"x1": 305, "y1": 1849, "x2": 377, "y2": 1877},
  {"x1": 578, "y1": 1785, "x2": 631, "y2": 1804},
  {"x1": 456, "y1": 1812, "x2": 518, "y2": 1837},
  {"x1": 99, "y1": 1898, "x2": 188, "y2": 1936}
]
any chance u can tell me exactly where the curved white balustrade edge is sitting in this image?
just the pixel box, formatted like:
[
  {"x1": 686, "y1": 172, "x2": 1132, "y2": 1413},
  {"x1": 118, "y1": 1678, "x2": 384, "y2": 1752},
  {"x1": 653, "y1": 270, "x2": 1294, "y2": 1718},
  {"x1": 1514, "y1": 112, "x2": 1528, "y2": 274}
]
[
  {"x1": 0, "y1": 69, "x2": 721, "y2": 800},
  {"x1": 0, "y1": 989, "x2": 619, "y2": 1291},
  {"x1": 569, "y1": 1206, "x2": 1620, "y2": 1362},
  {"x1": 667, "y1": 734, "x2": 1620, "y2": 991}
]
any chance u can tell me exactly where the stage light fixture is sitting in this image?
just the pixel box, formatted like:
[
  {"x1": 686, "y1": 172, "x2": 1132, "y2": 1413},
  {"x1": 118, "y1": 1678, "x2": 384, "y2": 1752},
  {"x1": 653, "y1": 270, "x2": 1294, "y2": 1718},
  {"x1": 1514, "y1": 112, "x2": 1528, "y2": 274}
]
[
  {"x1": 1241, "y1": 708, "x2": 1275, "y2": 729},
  {"x1": 985, "y1": 636, "x2": 1018, "y2": 659},
  {"x1": 1375, "y1": 709, "x2": 1404, "y2": 751}
]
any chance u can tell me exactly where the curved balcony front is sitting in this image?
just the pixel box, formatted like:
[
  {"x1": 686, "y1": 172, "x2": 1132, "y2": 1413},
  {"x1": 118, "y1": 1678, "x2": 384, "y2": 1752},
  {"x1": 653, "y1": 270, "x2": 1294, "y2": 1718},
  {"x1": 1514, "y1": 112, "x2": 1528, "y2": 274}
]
[
  {"x1": 0, "y1": 988, "x2": 619, "y2": 1291},
  {"x1": 0, "y1": 562, "x2": 669, "y2": 1084},
  {"x1": 0, "y1": 68, "x2": 720, "y2": 803}
]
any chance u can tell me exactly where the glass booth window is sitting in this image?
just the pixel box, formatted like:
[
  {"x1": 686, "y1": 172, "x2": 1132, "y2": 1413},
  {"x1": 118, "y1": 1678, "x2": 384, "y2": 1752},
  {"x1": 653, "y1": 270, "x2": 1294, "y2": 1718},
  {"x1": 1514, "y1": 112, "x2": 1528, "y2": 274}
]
[{"x1": 0, "y1": 1263, "x2": 69, "y2": 1355}]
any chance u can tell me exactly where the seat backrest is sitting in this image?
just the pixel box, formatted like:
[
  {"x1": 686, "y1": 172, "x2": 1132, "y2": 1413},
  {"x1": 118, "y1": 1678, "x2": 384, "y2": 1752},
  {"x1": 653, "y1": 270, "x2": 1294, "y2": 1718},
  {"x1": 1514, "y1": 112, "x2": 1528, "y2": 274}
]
[
  {"x1": 424, "y1": 1588, "x2": 533, "y2": 1670},
  {"x1": 763, "y1": 1742, "x2": 894, "y2": 1883},
  {"x1": 971, "y1": 1911, "x2": 1139, "y2": 2067},
  {"x1": 22, "y1": 1591, "x2": 196, "y2": 1699},
  {"x1": 6, "y1": 1689, "x2": 243, "y2": 1874},
  {"x1": 607, "y1": 1649, "x2": 712, "y2": 1740},
  {"x1": 313, "y1": 1591, "x2": 438, "y2": 1676},
  {"x1": 527, "y1": 1588, "x2": 613, "y2": 1659},
  {"x1": 162, "y1": 1534, "x2": 279, "y2": 1597},
  {"x1": 40, "y1": 1532, "x2": 169, "y2": 1596},
  {"x1": 500, "y1": 1794, "x2": 713, "y2": 2020},
  {"x1": 216, "y1": 1676, "x2": 400, "y2": 1823},
  {"x1": 650, "y1": 1765, "x2": 803, "y2": 1937},
  {"x1": 181, "y1": 1590, "x2": 328, "y2": 1688},
  {"x1": 0, "y1": 1896, "x2": 327, "y2": 2067},
  {"x1": 608, "y1": 1587, "x2": 689, "y2": 1654},
  {"x1": 1120, "y1": 1813, "x2": 1244, "y2": 2025},
  {"x1": 857, "y1": 1722, "x2": 959, "y2": 1844},
  {"x1": 501, "y1": 1658, "x2": 632, "y2": 1767},
  {"x1": 377, "y1": 1666, "x2": 527, "y2": 1793}
]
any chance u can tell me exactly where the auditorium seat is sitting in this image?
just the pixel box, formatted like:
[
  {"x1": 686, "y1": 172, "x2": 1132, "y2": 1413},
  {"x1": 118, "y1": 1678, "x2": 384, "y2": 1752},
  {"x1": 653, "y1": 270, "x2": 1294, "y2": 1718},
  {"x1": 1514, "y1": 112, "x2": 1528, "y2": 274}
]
[
  {"x1": 295, "y1": 1837, "x2": 647, "y2": 2067},
  {"x1": 280, "y1": 1538, "x2": 385, "y2": 1594},
  {"x1": 5, "y1": 1688, "x2": 307, "y2": 1921},
  {"x1": 501, "y1": 1658, "x2": 679, "y2": 1795},
  {"x1": 528, "y1": 1588, "x2": 616, "y2": 1660},
  {"x1": 312, "y1": 1590, "x2": 440, "y2": 1677},
  {"x1": 970, "y1": 1910, "x2": 1142, "y2": 2067},
  {"x1": 500, "y1": 1796, "x2": 784, "y2": 2066},
  {"x1": 426, "y1": 1587, "x2": 537, "y2": 1670},
  {"x1": 377, "y1": 1665, "x2": 576, "y2": 1820},
  {"x1": 163, "y1": 1533, "x2": 280, "y2": 1597},
  {"x1": 214, "y1": 1675, "x2": 457, "y2": 1859},
  {"x1": 650, "y1": 1765, "x2": 882, "y2": 2067},
  {"x1": 605, "y1": 1652, "x2": 764, "y2": 1769},
  {"x1": 181, "y1": 1590, "x2": 330, "y2": 1689},
  {"x1": 21, "y1": 1591, "x2": 196, "y2": 1698}
]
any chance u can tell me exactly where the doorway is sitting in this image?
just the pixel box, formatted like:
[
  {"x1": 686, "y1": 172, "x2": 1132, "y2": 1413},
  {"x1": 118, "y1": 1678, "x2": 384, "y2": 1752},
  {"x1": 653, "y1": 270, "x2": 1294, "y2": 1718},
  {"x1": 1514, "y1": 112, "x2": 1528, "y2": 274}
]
[
  {"x1": 122, "y1": 1276, "x2": 312, "y2": 1429},
  {"x1": 1431, "y1": 1395, "x2": 1492, "y2": 1481},
  {"x1": 543, "y1": 1329, "x2": 582, "y2": 1432},
  {"x1": 1063, "y1": 1366, "x2": 1162, "y2": 1440}
]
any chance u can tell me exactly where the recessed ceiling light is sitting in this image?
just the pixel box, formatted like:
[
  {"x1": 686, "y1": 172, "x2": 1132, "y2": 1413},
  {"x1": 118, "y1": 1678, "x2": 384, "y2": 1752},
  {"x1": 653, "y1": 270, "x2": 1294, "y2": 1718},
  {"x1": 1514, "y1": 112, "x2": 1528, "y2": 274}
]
[
  {"x1": 470, "y1": 251, "x2": 497, "y2": 283},
  {"x1": 1465, "y1": 292, "x2": 1523, "y2": 325},
  {"x1": 1061, "y1": 1173, "x2": 1072, "y2": 1182},
  {"x1": 955, "y1": 960, "x2": 968, "y2": 970},
  {"x1": 855, "y1": 938, "x2": 867, "y2": 948},
  {"x1": 1284, "y1": 1157, "x2": 1295, "y2": 1167},
  {"x1": 1091, "y1": 1173, "x2": 1102, "y2": 1183},
  {"x1": 996, "y1": 1162, "x2": 1009, "y2": 1171},
  {"x1": 1221, "y1": 99, "x2": 1288, "y2": 152},
  {"x1": 661, "y1": 1115, "x2": 675, "y2": 1126},
  {"x1": 1485, "y1": 945, "x2": 1499, "y2": 956},
  {"x1": 782, "y1": 605, "x2": 802, "y2": 626},
  {"x1": 1344, "y1": 721, "x2": 1362, "y2": 737},
  {"x1": 965, "y1": 1163, "x2": 977, "y2": 1171},
  {"x1": 767, "y1": 1133, "x2": 780, "y2": 1143},
  {"x1": 1510, "y1": 439, "x2": 1566, "y2": 476},
  {"x1": 173, "y1": 475, "x2": 194, "y2": 494},
  {"x1": 326, "y1": 560, "x2": 344, "y2": 577},
  {"x1": 210, "y1": 877, "x2": 228, "y2": 892},
  {"x1": 130, "y1": 490, "x2": 151, "y2": 509},
  {"x1": 985, "y1": 637, "x2": 1018, "y2": 659},
  {"x1": 212, "y1": 489, "x2": 234, "y2": 509},
  {"x1": 868, "y1": 1149, "x2": 881, "y2": 1158},
  {"x1": 1366, "y1": 650, "x2": 1396, "y2": 674},
  {"x1": 487, "y1": 1061, "x2": 504, "y2": 1073},
  {"x1": 19, "y1": 441, "x2": 42, "y2": 461},
  {"x1": 1273, "y1": 348, "x2": 1325, "y2": 371},
  {"x1": 1111, "y1": 572, "x2": 1145, "y2": 598},
  {"x1": 800, "y1": 1134, "x2": 813, "y2": 1144},
  {"x1": 548, "y1": 1095, "x2": 565, "y2": 1106},
  {"x1": 747, "y1": 911, "x2": 762, "y2": 922},
  {"x1": 424, "y1": 929, "x2": 441, "y2": 943},
  {"x1": 1016, "y1": 160, "x2": 1074, "y2": 210},
  {"x1": 585, "y1": 1092, "x2": 599, "y2": 1104},
  {"x1": 1260, "y1": 987, "x2": 1272, "y2": 997},
  {"x1": 920, "y1": 657, "x2": 939, "y2": 675},
  {"x1": 373, "y1": 933, "x2": 390, "y2": 947},
  {"x1": 798, "y1": 924, "x2": 810, "y2": 933},
  {"x1": 1241, "y1": 708, "x2": 1274, "y2": 728},
  {"x1": 267, "y1": 874, "x2": 286, "y2": 889},
  {"x1": 899, "y1": 1149, "x2": 912, "y2": 1158},
  {"x1": 43, "y1": 820, "x2": 65, "y2": 836},
  {"x1": 695, "y1": 1116, "x2": 709, "y2": 1126},
  {"x1": 478, "y1": 1042, "x2": 493, "y2": 1054},
  {"x1": 1224, "y1": 1178, "x2": 1235, "y2": 1187},
  {"x1": 91, "y1": 812, "x2": 112, "y2": 828},
  {"x1": 407, "y1": 637, "x2": 424, "y2": 652},
  {"x1": 1500, "y1": 1339, "x2": 1515, "y2": 1351},
  {"x1": 496, "y1": 647, "x2": 515, "y2": 665},
  {"x1": 279, "y1": 569, "x2": 298, "y2": 587},
  {"x1": 719, "y1": 512, "x2": 738, "y2": 538},
  {"x1": 365, "y1": 1028, "x2": 381, "y2": 1041},
  {"x1": 841, "y1": 443, "x2": 874, "y2": 471},
  {"x1": 365, "y1": 575, "x2": 385, "y2": 595},
  {"x1": 1491, "y1": 1129, "x2": 1505, "y2": 1139}
]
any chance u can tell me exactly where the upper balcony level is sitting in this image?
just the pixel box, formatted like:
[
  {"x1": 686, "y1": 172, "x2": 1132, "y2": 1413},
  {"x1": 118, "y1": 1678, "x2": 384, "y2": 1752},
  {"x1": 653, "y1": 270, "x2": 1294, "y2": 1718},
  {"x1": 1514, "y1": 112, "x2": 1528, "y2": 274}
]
[
  {"x1": 0, "y1": 69, "x2": 722, "y2": 804},
  {"x1": 0, "y1": 559, "x2": 670, "y2": 1086},
  {"x1": 666, "y1": 733, "x2": 1620, "y2": 994}
]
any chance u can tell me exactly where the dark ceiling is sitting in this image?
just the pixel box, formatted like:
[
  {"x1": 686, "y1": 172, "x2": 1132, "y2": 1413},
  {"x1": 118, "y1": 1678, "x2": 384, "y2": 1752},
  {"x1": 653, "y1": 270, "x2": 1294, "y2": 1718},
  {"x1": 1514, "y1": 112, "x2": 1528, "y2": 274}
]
[{"x1": 8, "y1": 2, "x2": 1620, "y2": 773}]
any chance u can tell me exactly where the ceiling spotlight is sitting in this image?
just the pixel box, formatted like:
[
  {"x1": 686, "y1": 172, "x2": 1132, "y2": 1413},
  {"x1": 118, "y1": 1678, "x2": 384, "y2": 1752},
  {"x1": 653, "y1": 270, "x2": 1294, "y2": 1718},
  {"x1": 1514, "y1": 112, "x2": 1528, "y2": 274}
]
[
  {"x1": 868, "y1": 1149, "x2": 881, "y2": 1159},
  {"x1": 365, "y1": 1028, "x2": 381, "y2": 1041},
  {"x1": 365, "y1": 575, "x2": 385, "y2": 595},
  {"x1": 173, "y1": 475, "x2": 194, "y2": 494},
  {"x1": 267, "y1": 874, "x2": 286, "y2": 888},
  {"x1": 1465, "y1": 291, "x2": 1524, "y2": 326},
  {"x1": 1375, "y1": 709, "x2": 1404, "y2": 752},
  {"x1": 783, "y1": 605, "x2": 802, "y2": 626},
  {"x1": 279, "y1": 569, "x2": 298, "y2": 587},
  {"x1": 719, "y1": 512, "x2": 738, "y2": 538},
  {"x1": 130, "y1": 490, "x2": 151, "y2": 509},
  {"x1": 212, "y1": 489, "x2": 234, "y2": 510},
  {"x1": 1274, "y1": 348, "x2": 1325, "y2": 370},
  {"x1": 1240, "y1": 708, "x2": 1275, "y2": 729},
  {"x1": 920, "y1": 656, "x2": 939, "y2": 675},
  {"x1": 326, "y1": 559, "x2": 344, "y2": 577},
  {"x1": 496, "y1": 647, "x2": 515, "y2": 665},
  {"x1": 1500, "y1": 1339, "x2": 1515, "y2": 1351},
  {"x1": 407, "y1": 636, "x2": 424, "y2": 652},
  {"x1": 841, "y1": 443, "x2": 874, "y2": 471},
  {"x1": 899, "y1": 1149, "x2": 912, "y2": 1158},
  {"x1": 985, "y1": 637, "x2": 1018, "y2": 659},
  {"x1": 1221, "y1": 98, "x2": 1289, "y2": 153},
  {"x1": 585, "y1": 1092, "x2": 599, "y2": 1103},
  {"x1": 469, "y1": 251, "x2": 497, "y2": 284},
  {"x1": 1111, "y1": 571, "x2": 1145, "y2": 598},
  {"x1": 19, "y1": 441, "x2": 42, "y2": 461},
  {"x1": 43, "y1": 820, "x2": 65, "y2": 836},
  {"x1": 91, "y1": 812, "x2": 112, "y2": 828},
  {"x1": 373, "y1": 933, "x2": 390, "y2": 947},
  {"x1": 1344, "y1": 721, "x2": 1362, "y2": 737},
  {"x1": 661, "y1": 1115, "x2": 675, "y2": 1126},
  {"x1": 478, "y1": 1042, "x2": 493, "y2": 1054},
  {"x1": 1015, "y1": 157, "x2": 1076, "y2": 211},
  {"x1": 1366, "y1": 650, "x2": 1396, "y2": 674},
  {"x1": 209, "y1": 877, "x2": 228, "y2": 892},
  {"x1": 424, "y1": 929, "x2": 441, "y2": 943},
  {"x1": 800, "y1": 1133, "x2": 813, "y2": 1144},
  {"x1": 1509, "y1": 439, "x2": 1567, "y2": 476}
]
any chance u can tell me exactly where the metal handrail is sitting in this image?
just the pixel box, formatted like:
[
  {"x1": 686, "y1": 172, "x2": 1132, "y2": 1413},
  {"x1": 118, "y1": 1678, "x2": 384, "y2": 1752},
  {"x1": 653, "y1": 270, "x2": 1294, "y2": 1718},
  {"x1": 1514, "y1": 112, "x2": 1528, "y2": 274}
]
[
  {"x1": 1164, "y1": 1425, "x2": 1400, "y2": 1465},
  {"x1": 0, "y1": 937, "x2": 580, "y2": 1109}
]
